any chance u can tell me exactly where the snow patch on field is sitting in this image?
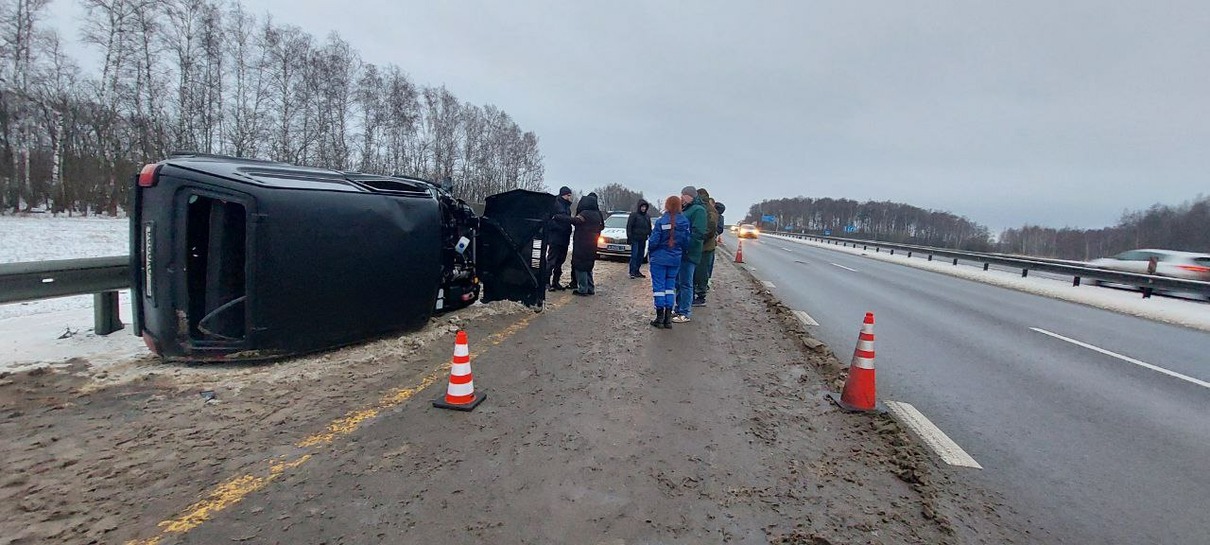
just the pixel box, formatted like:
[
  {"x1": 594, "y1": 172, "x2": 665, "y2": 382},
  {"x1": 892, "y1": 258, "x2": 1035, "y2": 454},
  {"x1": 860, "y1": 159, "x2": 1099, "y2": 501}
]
[
  {"x1": 765, "y1": 233, "x2": 1210, "y2": 332},
  {"x1": 0, "y1": 214, "x2": 129, "y2": 263},
  {"x1": 0, "y1": 216, "x2": 143, "y2": 372},
  {"x1": 0, "y1": 214, "x2": 131, "y2": 319},
  {"x1": 0, "y1": 295, "x2": 148, "y2": 373}
]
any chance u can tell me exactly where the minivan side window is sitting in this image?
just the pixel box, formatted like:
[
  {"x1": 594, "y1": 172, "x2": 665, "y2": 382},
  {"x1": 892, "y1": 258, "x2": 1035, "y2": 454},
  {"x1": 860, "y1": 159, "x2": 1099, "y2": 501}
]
[{"x1": 1115, "y1": 251, "x2": 1144, "y2": 261}]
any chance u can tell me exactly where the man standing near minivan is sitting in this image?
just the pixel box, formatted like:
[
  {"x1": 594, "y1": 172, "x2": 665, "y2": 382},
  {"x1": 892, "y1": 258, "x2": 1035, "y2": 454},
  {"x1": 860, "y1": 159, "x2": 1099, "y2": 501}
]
[
  {"x1": 673, "y1": 186, "x2": 707, "y2": 323},
  {"x1": 547, "y1": 186, "x2": 575, "y2": 290},
  {"x1": 627, "y1": 199, "x2": 652, "y2": 279}
]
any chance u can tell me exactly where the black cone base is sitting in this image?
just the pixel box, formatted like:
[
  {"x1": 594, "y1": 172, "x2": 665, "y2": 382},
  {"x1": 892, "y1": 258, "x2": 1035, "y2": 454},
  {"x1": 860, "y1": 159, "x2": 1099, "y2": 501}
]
[
  {"x1": 433, "y1": 391, "x2": 487, "y2": 412},
  {"x1": 826, "y1": 392, "x2": 885, "y2": 413}
]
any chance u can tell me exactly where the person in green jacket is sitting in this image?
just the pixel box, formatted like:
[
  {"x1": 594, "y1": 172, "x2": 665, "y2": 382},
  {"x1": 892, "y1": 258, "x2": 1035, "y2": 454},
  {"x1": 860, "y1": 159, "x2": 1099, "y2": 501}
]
[
  {"x1": 673, "y1": 185, "x2": 708, "y2": 323},
  {"x1": 693, "y1": 187, "x2": 720, "y2": 306}
]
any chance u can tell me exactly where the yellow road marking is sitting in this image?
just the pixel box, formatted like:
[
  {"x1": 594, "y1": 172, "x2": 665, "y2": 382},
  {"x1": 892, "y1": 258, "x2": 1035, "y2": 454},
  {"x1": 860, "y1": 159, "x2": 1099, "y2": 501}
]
[
  {"x1": 125, "y1": 295, "x2": 568, "y2": 545},
  {"x1": 125, "y1": 455, "x2": 311, "y2": 545}
]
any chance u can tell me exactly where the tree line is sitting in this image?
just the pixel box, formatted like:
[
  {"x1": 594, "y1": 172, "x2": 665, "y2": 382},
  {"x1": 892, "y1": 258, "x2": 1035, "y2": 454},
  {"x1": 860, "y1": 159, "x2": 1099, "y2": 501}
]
[
  {"x1": 0, "y1": 0, "x2": 545, "y2": 216},
  {"x1": 745, "y1": 197, "x2": 993, "y2": 251},
  {"x1": 590, "y1": 182, "x2": 645, "y2": 213},
  {"x1": 746, "y1": 194, "x2": 1210, "y2": 259},
  {"x1": 999, "y1": 196, "x2": 1210, "y2": 259}
]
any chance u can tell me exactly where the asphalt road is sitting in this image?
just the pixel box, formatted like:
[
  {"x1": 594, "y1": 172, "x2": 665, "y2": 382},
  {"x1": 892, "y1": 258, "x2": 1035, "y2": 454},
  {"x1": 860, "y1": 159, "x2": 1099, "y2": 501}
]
[{"x1": 725, "y1": 232, "x2": 1210, "y2": 545}]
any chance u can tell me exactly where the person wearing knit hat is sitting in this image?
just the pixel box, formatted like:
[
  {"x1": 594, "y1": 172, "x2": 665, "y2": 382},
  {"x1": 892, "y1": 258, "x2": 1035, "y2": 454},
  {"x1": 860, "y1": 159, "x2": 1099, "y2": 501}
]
[
  {"x1": 693, "y1": 188, "x2": 720, "y2": 306},
  {"x1": 546, "y1": 186, "x2": 576, "y2": 290},
  {"x1": 673, "y1": 186, "x2": 708, "y2": 322}
]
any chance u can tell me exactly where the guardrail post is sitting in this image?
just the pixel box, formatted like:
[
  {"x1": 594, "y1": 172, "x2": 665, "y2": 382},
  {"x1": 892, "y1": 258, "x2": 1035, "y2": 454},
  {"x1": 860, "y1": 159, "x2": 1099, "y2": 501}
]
[
  {"x1": 1073, "y1": 276, "x2": 1081, "y2": 287},
  {"x1": 876, "y1": 247, "x2": 880, "y2": 253},
  {"x1": 890, "y1": 249, "x2": 894, "y2": 255},
  {"x1": 907, "y1": 251, "x2": 912, "y2": 258},
  {"x1": 928, "y1": 254, "x2": 933, "y2": 261},
  {"x1": 94, "y1": 291, "x2": 124, "y2": 335},
  {"x1": 863, "y1": 245, "x2": 868, "y2": 250},
  {"x1": 1021, "y1": 269, "x2": 1029, "y2": 278},
  {"x1": 983, "y1": 263, "x2": 989, "y2": 271},
  {"x1": 952, "y1": 258, "x2": 958, "y2": 266},
  {"x1": 1142, "y1": 287, "x2": 1153, "y2": 299}
]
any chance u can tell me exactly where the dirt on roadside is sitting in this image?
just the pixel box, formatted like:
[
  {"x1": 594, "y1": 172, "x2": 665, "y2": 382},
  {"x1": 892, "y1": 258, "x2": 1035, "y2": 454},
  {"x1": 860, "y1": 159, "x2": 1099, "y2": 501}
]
[
  {"x1": 0, "y1": 301, "x2": 531, "y2": 545},
  {"x1": 1, "y1": 255, "x2": 1026, "y2": 544}
]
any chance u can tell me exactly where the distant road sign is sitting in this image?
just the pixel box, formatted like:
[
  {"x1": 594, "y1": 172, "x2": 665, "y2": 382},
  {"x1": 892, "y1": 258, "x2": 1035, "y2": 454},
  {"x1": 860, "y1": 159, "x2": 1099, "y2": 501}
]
[
  {"x1": 823, "y1": 228, "x2": 832, "y2": 236},
  {"x1": 761, "y1": 214, "x2": 776, "y2": 223},
  {"x1": 844, "y1": 225, "x2": 857, "y2": 233}
]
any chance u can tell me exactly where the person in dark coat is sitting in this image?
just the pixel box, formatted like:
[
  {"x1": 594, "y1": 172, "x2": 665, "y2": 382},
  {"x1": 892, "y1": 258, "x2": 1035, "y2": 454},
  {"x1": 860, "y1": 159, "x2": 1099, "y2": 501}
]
[
  {"x1": 569, "y1": 194, "x2": 605, "y2": 295},
  {"x1": 626, "y1": 199, "x2": 652, "y2": 279},
  {"x1": 694, "y1": 199, "x2": 726, "y2": 305},
  {"x1": 547, "y1": 186, "x2": 575, "y2": 290}
]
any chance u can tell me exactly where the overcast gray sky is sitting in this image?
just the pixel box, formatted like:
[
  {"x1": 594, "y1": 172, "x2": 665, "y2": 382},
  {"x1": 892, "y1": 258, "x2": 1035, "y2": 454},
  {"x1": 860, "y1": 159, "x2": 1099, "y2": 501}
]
[{"x1": 51, "y1": 0, "x2": 1209, "y2": 232}]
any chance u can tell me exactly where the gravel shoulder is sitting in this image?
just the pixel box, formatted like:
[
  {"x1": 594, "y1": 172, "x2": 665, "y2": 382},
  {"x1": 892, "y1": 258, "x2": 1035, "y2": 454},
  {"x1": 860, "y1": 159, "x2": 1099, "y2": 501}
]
[{"x1": 1, "y1": 257, "x2": 1026, "y2": 544}]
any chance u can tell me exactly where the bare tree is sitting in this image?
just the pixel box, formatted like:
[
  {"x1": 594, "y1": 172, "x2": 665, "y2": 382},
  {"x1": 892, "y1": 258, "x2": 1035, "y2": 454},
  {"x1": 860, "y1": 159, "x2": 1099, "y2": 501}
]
[
  {"x1": 591, "y1": 183, "x2": 643, "y2": 212},
  {"x1": 311, "y1": 32, "x2": 356, "y2": 169},
  {"x1": 223, "y1": 1, "x2": 264, "y2": 158},
  {"x1": 2, "y1": 0, "x2": 53, "y2": 211},
  {"x1": 1, "y1": 0, "x2": 545, "y2": 215},
  {"x1": 260, "y1": 19, "x2": 312, "y2": 163}
]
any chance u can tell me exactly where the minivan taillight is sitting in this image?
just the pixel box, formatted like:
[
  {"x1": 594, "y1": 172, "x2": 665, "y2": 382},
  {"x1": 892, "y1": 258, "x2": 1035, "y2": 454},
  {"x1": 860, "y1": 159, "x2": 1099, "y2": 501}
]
[
  {"x1": 138, "y1": 163, "x2": 161, "y2": 187},
  {"x1": 1177, "y1": 265, "x2": 1210, "y2": 274}
]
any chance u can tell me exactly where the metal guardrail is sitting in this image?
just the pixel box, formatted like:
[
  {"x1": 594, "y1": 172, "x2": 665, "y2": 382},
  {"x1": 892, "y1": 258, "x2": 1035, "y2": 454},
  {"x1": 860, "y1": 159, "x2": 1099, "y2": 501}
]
[
  {"x1": 766, "y1": 232, "x2": 1210, "y2": 300},
  {"x1": 0, "y1": 256, "x2": 130, "y2": 335}
]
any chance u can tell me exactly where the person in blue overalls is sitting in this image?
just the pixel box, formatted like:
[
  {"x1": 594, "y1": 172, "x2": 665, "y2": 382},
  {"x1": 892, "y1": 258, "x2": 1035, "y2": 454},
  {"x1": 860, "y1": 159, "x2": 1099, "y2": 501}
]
[{"x1": 647, "y1": 195, "x2": 691, "y2": 329}]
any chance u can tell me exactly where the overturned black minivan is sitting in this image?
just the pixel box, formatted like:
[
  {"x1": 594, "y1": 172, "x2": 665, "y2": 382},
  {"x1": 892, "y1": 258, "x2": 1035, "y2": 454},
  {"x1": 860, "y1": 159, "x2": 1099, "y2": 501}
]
[{"x1": 130, "y1": 154, "x2": 554, "y2": 362}]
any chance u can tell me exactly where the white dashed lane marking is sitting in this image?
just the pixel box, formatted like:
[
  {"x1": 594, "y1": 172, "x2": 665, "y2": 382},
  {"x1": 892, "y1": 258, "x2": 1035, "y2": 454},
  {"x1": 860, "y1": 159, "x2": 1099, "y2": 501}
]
[
  {"x1": 1031, "y1": 328, "x2": 1210, "y2": 389},
  {"x1": 885, "y1": 401, "x2": 983, "y2": 469},
  {"x1": 792, "y1": 310, "x2": 820, "y2": 327},
  {"x1": 830, "y1": 263, "x2": 857, "y2": 272}
]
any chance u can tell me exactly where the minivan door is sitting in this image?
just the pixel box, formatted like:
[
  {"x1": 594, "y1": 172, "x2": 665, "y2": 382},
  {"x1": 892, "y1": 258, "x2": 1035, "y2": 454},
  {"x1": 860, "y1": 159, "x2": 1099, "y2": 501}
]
[{"x1": 476, "y1": 189, "x2": 554, "y2": 308}]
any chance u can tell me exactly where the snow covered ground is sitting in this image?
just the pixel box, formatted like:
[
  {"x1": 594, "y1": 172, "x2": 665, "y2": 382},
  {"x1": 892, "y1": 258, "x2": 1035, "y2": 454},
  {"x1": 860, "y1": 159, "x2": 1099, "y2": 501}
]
[
  {"x1": 765, "y1": 233, "x2": 1210, "y2": 332},
  {"x1": 0, "y1": 215, "x2": 145, "y2": 372}
]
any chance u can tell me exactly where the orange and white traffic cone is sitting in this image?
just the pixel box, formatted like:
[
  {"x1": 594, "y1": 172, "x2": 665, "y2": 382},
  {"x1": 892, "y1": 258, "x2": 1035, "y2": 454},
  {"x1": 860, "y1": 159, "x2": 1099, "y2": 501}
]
[
  {"x1": 827, "y1": 312, "x2": 883, "y2": 412},
  {"x1": 735, "y1": 239, "x2": 745, "y2": 263},
  {"x1": 433, "y1": 330, "x2": 486, "y2": 411}
]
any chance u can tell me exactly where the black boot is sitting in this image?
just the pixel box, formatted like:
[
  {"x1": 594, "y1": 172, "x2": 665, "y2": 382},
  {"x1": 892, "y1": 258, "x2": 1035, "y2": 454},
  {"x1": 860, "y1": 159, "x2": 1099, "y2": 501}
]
[
  {"x1": 650, "y1": 308, "x2": 663, "y2": 328},
  {"x1": 661, "y1": 307, "x2": 673, "y2": 329}
]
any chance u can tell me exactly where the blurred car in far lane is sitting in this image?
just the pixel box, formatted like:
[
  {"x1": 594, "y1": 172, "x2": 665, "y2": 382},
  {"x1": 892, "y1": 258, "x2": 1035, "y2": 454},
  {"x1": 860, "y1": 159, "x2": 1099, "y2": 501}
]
[
  {"x1": 737, "y1": 224, "x2": 760, "y2": 239},
  {"x1": 1088, "y1": 249, "x2": 1210, "y2": 282}
]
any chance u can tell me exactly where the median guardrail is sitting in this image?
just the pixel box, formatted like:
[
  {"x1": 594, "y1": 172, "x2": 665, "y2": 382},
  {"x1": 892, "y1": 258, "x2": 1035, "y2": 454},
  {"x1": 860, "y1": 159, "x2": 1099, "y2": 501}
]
[
  {"x1": 0, "y1": 256, "x2": 130, "y2": 335},
  {"x1": 766, "y1": 231, "x2": 1210, "y2": 300}
]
